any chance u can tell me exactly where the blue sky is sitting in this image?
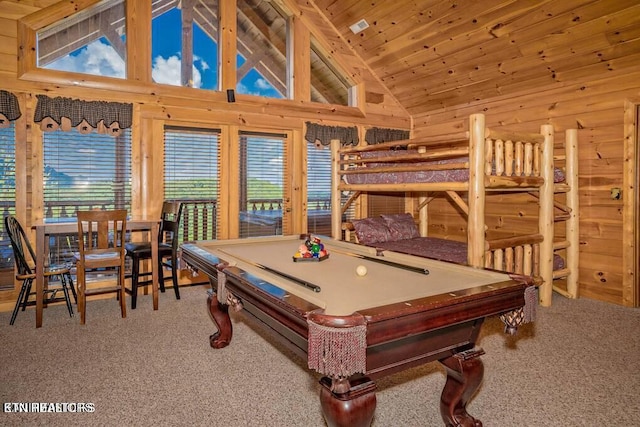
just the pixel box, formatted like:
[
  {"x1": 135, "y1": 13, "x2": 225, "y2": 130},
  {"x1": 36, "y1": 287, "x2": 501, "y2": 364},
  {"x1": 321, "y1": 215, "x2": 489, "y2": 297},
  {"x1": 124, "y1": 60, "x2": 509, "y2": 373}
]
[{"x1": 151, "y1": 9, "x2": 216, "y2": 89}]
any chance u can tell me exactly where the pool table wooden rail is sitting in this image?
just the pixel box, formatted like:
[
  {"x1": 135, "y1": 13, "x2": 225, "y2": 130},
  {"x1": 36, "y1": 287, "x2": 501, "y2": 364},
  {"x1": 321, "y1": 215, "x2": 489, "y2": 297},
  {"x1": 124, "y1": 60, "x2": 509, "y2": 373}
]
[
  {"x1": 181, "y1": 244, "x2": 318, "y2": 353},
  {"x1": 181, "y1": 241, "x2": 526, "y2": 355}
]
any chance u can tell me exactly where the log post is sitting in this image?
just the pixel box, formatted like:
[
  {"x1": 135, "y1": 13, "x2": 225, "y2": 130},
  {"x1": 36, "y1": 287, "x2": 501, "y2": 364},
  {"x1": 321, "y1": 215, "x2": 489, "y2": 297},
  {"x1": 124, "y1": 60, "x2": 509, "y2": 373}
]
[
  {"x1": 331, "y1": 139, "x2": 342, "y2": 240},
  {"x1": 565, "y1": 128, "x2": 580, "y2": 298},
  {"x1": 468, "y1": 113, "x2": 486, "y2": 268}
]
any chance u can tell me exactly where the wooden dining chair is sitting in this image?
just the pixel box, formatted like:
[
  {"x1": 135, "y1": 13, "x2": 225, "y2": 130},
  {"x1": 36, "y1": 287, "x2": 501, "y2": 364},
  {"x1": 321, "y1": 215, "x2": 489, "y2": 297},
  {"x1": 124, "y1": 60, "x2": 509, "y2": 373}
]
[
  {"x1": 4, "y1": 215, "x2": 76, "y2": 325},
  {"x1": 125, "y1": 201, "x2": 183, "y2": 309},
  {"x1": 76, "y1": 209, "x2": 127, "y2": 324}
]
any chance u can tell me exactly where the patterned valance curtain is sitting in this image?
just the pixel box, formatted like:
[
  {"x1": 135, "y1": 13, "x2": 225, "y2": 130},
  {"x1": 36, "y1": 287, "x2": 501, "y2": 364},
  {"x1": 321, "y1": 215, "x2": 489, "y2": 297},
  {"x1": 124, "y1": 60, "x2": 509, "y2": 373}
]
[
  {"x1": 0, "y1": 90, "x2": 22, "y2": 128},
  {"x1": 34, "y1": 95, "x2": 133, "y2": 137},
  {"x1": 365, "y1": 127, "x2": 410, "y2": 145},
  {"x1": 305, "y1": 122, "x2": 359, "y2": 147}
]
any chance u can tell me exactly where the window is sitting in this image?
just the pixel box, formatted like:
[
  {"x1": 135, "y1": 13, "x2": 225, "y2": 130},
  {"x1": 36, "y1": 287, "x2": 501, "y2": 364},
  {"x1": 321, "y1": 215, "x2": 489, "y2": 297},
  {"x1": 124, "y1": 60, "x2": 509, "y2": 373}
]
[
  {"x1": 236, "y1": 0, "x2": 288, "y2": 99},
  {"x1": 0, "y1": 123, "x2": 16, "y2": 289},
  {"x1": 239, "y1": 131, "x2": 285, "y2": 237},
  {"x1": 164, "y1": 126, "x2": 220, "y2": 242},
  {"x1": 37, "y1": 0, "x2": 126, "y2": 79},
  {"x1": 306, "y1": 141, "x2": 332, "y2": 236},
  {"x1": 310, "y1": 36, "x2": 351, "y2": 106},
  {"x1": 151, "y1": 1, "x2": 220, "y2": 89}
]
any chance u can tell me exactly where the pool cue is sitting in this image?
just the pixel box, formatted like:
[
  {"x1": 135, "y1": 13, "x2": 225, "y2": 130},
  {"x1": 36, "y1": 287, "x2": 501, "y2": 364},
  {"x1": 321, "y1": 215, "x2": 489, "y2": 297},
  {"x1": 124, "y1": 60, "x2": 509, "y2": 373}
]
[
  {"x1": 329, "y1": 247, "x2": 430, "y2": 275},
  {"x1": 216, "y1": 249, "x2": 322, "y2": 293}
]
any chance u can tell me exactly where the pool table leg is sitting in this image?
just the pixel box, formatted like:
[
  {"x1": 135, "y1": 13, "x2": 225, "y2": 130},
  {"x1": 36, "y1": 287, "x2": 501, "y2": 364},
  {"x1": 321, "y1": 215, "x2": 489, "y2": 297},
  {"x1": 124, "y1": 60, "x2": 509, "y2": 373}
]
[
  {"x1": 439, "y1": 347, "x2": 485, "y2": 427},
  {"x1": 319, "y1": 376, "x2": 377, "y2": 427},
  {"x1": 207, "y1": 290, "x2": 233, "y2": 349}
]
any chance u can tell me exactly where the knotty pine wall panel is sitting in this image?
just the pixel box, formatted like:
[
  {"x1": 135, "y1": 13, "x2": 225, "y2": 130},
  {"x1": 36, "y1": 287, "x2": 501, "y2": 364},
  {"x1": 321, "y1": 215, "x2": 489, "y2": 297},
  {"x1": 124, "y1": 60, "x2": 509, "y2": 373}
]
[{"x1": 413, "y1": 82, "x2": 639, "y2": 306}]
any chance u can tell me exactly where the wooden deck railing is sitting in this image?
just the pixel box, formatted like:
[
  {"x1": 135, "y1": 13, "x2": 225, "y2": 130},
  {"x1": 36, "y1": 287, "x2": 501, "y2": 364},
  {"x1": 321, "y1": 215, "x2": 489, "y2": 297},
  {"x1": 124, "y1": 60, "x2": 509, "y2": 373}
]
[
  {"x1": 180, "y1": 199, "x2": 217, "y2": 241},
  {"x1": 1, "y1": 197, "x2": 332, "y2": 271}
]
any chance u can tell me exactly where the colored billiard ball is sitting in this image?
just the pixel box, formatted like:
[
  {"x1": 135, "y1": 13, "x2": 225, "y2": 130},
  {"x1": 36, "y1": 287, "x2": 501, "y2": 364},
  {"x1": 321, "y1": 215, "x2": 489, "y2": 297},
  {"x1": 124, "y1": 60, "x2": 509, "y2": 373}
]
[{"x1": 356, "y1": 265, "x2": 367, "y2": 276}]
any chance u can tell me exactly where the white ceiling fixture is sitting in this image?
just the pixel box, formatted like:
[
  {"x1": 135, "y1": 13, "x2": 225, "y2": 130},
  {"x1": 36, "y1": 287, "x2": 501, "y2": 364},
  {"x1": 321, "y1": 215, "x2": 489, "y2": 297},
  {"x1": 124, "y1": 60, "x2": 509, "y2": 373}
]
[{"x1": 349, "y1": 19, "x2": 369, "y2": 34}]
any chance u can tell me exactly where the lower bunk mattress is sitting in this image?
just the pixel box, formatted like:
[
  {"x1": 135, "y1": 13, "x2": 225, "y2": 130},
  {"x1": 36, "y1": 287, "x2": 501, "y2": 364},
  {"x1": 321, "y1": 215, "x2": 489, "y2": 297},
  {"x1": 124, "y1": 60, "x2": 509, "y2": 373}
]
[{"x1": 370, "y1": 236, "x2": 565, "y2": 271}]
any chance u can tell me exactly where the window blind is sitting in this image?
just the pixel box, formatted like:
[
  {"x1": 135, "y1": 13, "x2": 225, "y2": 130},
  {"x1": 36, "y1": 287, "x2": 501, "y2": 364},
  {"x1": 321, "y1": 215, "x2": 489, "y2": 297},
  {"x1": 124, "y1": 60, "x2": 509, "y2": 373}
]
[
  {"x1": 43, "y1": 128, "x2": 131, "y2": 219},
  {"x1": 238, "y1": 131, "x2": 285, "y2": 238},
  {"x1": 0, "y1": 123, "x2": 16, "y2": 289},
  {"x1": 164, "y1": 126, "x2": 220, "y2": 242},
  {"x1": 306, "y1": 142, "x2": 332, "y2": 236}
]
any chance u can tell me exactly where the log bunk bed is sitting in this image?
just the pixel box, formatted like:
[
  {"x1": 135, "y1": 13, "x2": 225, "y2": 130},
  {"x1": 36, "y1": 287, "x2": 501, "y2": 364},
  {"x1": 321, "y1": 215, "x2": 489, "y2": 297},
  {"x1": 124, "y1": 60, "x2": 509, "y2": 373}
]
[{"x1": 329, "y1": 113, "x2": 579, "y2": 307}]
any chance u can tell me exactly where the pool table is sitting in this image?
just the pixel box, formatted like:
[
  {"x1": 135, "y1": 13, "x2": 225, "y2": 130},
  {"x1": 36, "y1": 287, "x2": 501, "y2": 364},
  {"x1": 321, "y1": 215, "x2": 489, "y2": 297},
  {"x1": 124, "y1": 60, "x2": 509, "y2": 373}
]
[{"x1": 180, "y1": 235, "x2": 531, "y2": 427}]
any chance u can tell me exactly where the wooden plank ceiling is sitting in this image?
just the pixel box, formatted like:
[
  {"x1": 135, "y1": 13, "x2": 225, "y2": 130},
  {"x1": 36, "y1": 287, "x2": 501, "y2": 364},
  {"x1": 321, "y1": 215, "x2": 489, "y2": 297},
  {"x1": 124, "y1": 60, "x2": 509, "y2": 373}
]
[{"x1": 310, "y1": 0, "x2": 640, "y2": 115}]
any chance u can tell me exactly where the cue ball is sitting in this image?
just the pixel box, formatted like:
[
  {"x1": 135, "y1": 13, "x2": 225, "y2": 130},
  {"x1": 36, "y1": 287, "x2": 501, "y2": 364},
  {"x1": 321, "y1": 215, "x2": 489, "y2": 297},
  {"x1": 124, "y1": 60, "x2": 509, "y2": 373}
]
[{"x1": 356, "y1": 265, "x2": 367, "y2": 276}]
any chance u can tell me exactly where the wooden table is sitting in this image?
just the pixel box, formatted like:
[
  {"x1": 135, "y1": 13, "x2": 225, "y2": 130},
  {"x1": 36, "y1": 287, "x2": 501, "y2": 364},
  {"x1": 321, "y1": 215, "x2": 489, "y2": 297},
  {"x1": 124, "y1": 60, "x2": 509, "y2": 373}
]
[
  {"x1": 181, "y1": 235, "x2": 531, "y2": 427},
  {"x1": 33, "y1": 217, "x2": 160, "y2": 328}
]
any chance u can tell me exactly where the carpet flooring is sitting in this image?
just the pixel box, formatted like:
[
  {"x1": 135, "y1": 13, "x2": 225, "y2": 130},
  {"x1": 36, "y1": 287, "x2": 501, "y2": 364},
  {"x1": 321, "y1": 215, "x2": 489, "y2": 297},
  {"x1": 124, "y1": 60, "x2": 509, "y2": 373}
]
[{"x1": 1, "y1": 285, "x2": 639, "y2": 426}]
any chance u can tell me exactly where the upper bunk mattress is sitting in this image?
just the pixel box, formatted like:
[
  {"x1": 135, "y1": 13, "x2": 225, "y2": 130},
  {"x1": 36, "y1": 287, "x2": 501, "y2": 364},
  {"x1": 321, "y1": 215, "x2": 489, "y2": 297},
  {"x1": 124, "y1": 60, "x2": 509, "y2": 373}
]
[{"x1": 342, "y1": 151, "x2": 565, "y2": 185}]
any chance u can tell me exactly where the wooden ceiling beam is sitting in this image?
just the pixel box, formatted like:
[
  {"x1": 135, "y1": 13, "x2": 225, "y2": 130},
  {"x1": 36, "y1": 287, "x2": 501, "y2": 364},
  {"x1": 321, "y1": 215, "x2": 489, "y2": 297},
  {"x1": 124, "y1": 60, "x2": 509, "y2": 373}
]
[
  {"x1": 181, "y1": 0, "x2": 195, "y2": 87},
  {"x1": 237, "y1": 52, "x2": 265, "y2": 80},
  {"x1": 100, "y1": 15, "x2": 126, "y2": 59}
]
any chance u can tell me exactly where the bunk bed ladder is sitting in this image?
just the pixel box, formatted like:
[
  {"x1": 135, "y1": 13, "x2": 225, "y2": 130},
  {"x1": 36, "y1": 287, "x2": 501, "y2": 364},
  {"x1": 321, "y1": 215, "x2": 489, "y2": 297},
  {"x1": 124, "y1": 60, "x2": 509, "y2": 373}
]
[
  {"x1": 551, "y1": 129, "x2": 580, "y2": 299},
  {"x1": 539, "y1": 124, "x2": 555, "y2": 306}
]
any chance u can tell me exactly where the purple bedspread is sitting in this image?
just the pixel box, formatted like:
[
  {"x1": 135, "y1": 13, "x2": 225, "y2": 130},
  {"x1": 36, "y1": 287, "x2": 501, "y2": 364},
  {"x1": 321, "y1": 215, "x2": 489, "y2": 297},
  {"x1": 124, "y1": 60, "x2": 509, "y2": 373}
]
[
  {"x1": 344, "y1": 151, "x2": 565, "y2": 185},
  {"x1": 375, "y1": 237, "x2": 468, "y2": 264},
  {"x1": 371, "y1": 236, "x2": 565, "y2": 270}
]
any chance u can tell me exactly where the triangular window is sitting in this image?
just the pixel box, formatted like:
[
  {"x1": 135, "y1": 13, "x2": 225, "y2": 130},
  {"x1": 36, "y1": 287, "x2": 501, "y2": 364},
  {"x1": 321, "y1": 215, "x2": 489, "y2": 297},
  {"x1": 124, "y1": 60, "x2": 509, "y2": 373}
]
[
  {"x1": 311, "y1": 36, "x2": 350, "y2": 106},
  {"x1": 37, "y1": 0, "x2": 126, "y2": 79}
]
